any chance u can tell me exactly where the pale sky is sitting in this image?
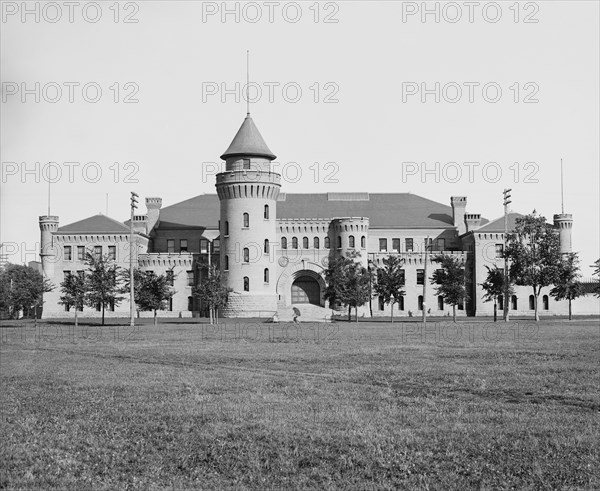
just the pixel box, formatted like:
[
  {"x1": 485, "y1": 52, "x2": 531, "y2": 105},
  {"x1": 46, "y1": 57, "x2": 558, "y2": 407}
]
[{"x1": 1, "y1": 1, "x2": 599, "y2": 275}]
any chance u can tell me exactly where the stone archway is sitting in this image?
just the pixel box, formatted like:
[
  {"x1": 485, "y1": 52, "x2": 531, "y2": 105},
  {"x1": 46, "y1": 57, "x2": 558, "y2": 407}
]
[{"x1": 276, "y1": 260, "x2": 327, "y2": 308}]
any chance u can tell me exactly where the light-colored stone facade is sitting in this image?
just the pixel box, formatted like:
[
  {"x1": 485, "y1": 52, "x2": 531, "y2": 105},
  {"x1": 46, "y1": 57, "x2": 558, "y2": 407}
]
[{"x1": 38, "y1": 115, "x2": 599, "y2": 319}]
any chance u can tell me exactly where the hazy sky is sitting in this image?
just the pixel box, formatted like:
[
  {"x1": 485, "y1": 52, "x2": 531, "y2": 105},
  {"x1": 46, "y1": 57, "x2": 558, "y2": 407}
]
[{"x1": 1, "y1": 1, "x2": 599, "y2": 274}]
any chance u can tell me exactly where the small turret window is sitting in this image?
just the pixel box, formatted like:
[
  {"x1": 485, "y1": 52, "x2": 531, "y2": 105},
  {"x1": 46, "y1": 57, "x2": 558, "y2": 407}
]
[
  {"x1": 243, "y1": 213, "x2": 249, "y2": 228},
  {"x1": 264, "y1": 268, "x2": 269, "y2": 283},
  {"x1": 303, "y1": 237, "x2": 309, "y2": 249},
  {"x1": 243, "y1": 248, "x2": 249, "y2": 263},
  {"x1": 281, "y1": 237, "x2": 287, "y2": 249},
  {"x1": 243, "y1": 159, "x2": 251, "y2": 170},
  {"x1": 325, "y1": 237, "x2": 330, "y2": 249},
  {"x1": 361, "y1": 236, "x2": 366, "y2": 248},
  {"x1": 349, "y1": 236, "x2": 355, "y2": 248},
  {"x1": 337, "y1": 236, "x2": 342, "y2": 248},
  {"x1": 264, "y1": 205, "x2": 269, "y2": 219},
  {"x1": 243, "y1": 276, "x2": 249, "y2": 291},
  {"x1": 224, "y1": 255, "x2": 229, "y2": 270},
  {"x1": 224, "y1": 221, "x2": 229, "y2": 236},
  {"x1": 264, "y1": 239, "x2": 270, "y2": 254},
  {"x1": 292, "y1": 237, "x2": 298, "y2": 249},
  {"x1": 314, "y1": 237, "x2": 320, "y2": 249}
]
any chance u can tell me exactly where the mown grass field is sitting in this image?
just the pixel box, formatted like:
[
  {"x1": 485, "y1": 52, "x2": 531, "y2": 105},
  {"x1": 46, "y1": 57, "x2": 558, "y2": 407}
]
[{"x1": 1, "y1": 318, "x2": 599, "y2": 489}]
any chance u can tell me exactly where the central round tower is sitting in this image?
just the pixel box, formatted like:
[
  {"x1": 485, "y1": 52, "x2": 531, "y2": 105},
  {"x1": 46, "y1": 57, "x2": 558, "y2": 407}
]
[{"x1": 215, "y1": 113, "x2": 281, "y2": 317}]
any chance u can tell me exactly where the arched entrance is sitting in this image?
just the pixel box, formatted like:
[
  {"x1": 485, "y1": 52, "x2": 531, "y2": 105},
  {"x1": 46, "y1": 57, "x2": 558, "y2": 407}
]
[{"x1": 291, "y1": 276, "x2": 321, "y2": 305}]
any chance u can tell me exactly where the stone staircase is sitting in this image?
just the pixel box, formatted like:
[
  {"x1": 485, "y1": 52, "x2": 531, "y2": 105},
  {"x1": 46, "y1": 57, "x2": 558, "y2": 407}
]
[{"x1": 274, "y1": 303, "x2": 334, "y2": 323}]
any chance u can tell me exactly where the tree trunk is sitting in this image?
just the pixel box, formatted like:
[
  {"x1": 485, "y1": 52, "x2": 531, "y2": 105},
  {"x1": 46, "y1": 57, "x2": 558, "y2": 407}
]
[
  {"x1": 493, "y1": 301, "x2": 497, "y2": 322},
  {"x1": 453, "y1": 305, "x2": 456, "y2": 323},
  {"x1": 355, "y1": 306, "x2": 358, "y2": 323},
  {"x1": 348, "y1": 305, "x2": 351, "y2": 321},
  {"x1": 75, "y1": 308, "x2": 78, "y2": 327},
  {"x1": 34, "y1": 307, "x2": 37, "y2": 328},
  {"x1": 391, "y1": 302, "x2": 394, "y2": 323},
  {"x1": 209, "y1": 304, "x2": 214, "y2": 325},
  {"x1": 102, "y1": 304, "x2": 105, "y2": 326},
  {"x1": 568, "y1": 298, "x2": 572, "y2": 320},
  {"x1": 534, "y1": 289, "x2": 540, "y2": 322},
  {"x1": 154, "y1": 310, "x2": 157, "y2": 326}
]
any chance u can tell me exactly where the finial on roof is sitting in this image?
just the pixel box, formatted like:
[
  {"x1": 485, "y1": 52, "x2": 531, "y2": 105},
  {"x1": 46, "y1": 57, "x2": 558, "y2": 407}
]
[{"x1": 246, "y1": 50, "x2": 250, "y2": 116}]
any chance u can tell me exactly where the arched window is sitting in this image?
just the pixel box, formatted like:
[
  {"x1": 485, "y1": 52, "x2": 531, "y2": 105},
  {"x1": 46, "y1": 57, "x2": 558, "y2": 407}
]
[
  {"x1": 438, "y1": 296, "x2": 444, "y2": 310},
  {"x1": 314, "y1": 237, "x2": 320, "y2": 249},
  {"x1": 324, "y1": 237, "x2": 330, "y2": 249},
  {"x1": 264, "y1": 205, "x2": 269, "y2": 219},
  {"x1": 361, "y1": 236, "x2": 366, "y2": 248},
  {"x1": 543, "y1": 295, "x2": 549, "y2": 310},
  {"x1": 418, "y1": 295, "x2": 424, "y2": 311},
  {"x1": 264, "y1": 268, "x2": 269, "y2": 283},
  {"x1": 349, "y1": 235, "x2": 355, "y2": 248},
  {"x1": 224, "y1": 255, "x2": 229, "y2": 270},
  {"x1": 337, "y1": 236, "x2": 342, "y2": 248},
  {"x1": 511, "y1": 295, "x2": 518, "y2": 310},
  {"x1": 292, "y1": 237, "x2": 298, "y2": 249},
  {"x1": 243, "y1": 247, "x2": 249, "y2": 263},
  {"x1": 243, "y1": 213, "x2": 249, "y2": 227},
  {"x1": 529, "y1": 295, "x2": 535, "y2": 310},
  {"x1": 264, "y1": 239, "x2": 269, "y2": 254},
  {"x1": 243, "y1": 276, "x2": 249, "y2": 291},
  {"x1": 398, "y1": 295, "x2": 404, "y2": 311},
  {"x1": 303, "y1": 237, "x2": 309, "y2": 249},
  {"x1": 224, "y1": 221, "x2": 229, "y2": 236},
  {"x1": 282, "y1": 237, "x2": 287, "y2": 249}
]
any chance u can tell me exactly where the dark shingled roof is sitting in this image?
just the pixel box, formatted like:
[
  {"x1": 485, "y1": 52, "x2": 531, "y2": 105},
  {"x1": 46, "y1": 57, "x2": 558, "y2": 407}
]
[
  {"x1": 58, "y1": 214, "x2": 130, "y2": 234},
  {"x1": 476, "y1": 212, "x2": 524, "y2": 233},
  {"x1": 155, "y1": 193, "x2": 466, "y2": 230},
  {"x1": 220, "y1": 114, "x2": 276, "y2": 160}
]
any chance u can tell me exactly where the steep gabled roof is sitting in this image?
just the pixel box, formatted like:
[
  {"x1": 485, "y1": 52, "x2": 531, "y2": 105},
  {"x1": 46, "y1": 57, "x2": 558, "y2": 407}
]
[
  {"x1": 155, "y1": 193, "x2": 467, "y2": 230},
  {"x1": 220, "y1": 114, "x2": 276, "y2": 160},
  {"x1": 57, "y1": 214, "x2": 130, "y2": 234},
  {"x1": 476, "y1": 212, "x2": 524, "y2": 233}
]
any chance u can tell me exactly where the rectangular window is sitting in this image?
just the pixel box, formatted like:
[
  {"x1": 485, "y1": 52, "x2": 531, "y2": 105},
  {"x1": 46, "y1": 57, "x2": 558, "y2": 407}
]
[
  {"x1": 64, "y1": 271, "x2": 71, "y2": 281},
  {"x1": 417, "y1": 269, "x2": 425, "y2": 285},
  {"x1": 108, "y1": 245, "x2": 116, "y2": 260},
  {"x1": 399, "y1": 269, "x2": 405, "y2": 284},
  {"x1": 243, "y1": 158, "x2": 251, "y2": 170},
  {"x1": 213, "y1": 239, "x2": 220, "y2": 252},
  {"x1": 392, "y1": 238, "x2": 400, "y2": 252},
  {"x1": 379, "y1": 238, "x2": 387, "y2": 252},
  {"x1": 495, "y1": 244, "x2": 504, "y2": 258},
  {"x1": 77, "y1": 246, "x2": 85, "y2": 260},
  {"x1": 437, "y1": 238, "x2": 445, "y2": 251},
  {"x1": 187, "y1": 270, "x2": 194, "y2": 287},
  {"x1": 167, "y1": 240, "x2": 175, "y2": 253},
  {"x1": 93, "y1": 246, "x2": 102, "y2": 259},
  {"x1": 180, "y1": 239, "x2": 188, "y2": 253},
  {"x1": 166, "y1": 270, "x2": 174, "y2": 286},
  {"x1": 64, "y1": 246, "x2": 72, "y2": 260},
  {"x1": 200, "y1": 239, "x2": 208, "y2": 253},
  {"x1": 405, "y1": 238, "x2": 414, "y2": 252}
]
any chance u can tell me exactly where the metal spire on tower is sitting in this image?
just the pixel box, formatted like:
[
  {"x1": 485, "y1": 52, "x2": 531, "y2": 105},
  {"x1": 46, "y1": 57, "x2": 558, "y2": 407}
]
[{"x1": 246, "y1": 50, "x2": 250, "y2": 115}]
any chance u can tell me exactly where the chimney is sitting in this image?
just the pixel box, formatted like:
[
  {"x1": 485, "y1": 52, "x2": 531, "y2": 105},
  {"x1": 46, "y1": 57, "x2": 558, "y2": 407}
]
[
  {"x1": 451, "y1": 196, "x2": 467, "y2": 235},
  {"x1": 146, "y1": 197, "x2": 162, "y2": 233},
  {"x1": 465, "y1": 213, "x2": 482, "y2": 232},
  {"x1": 133, "y1": 214, "x2": 148, "y2": 234}
]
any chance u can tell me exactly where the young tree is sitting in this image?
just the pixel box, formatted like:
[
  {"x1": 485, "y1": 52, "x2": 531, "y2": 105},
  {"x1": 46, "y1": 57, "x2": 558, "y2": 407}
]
[
  {"x1": 134, "y1": 270, "x2": 176, "y2": 326},
  {"x1": 374, "y1": 255, "x2": 406, "y2": 323},
  {"x1": 431, "y1": 254, "x2": 468, "y2": 323},
  {"x1": 505, "y1": 212, "x2": 562, "y2": 321},
  {"x1": 480, "y1": 265, "x2": 514, "y2": 322},
  {"x1": 194, "y1": 265, "x2": 230, "y2": 324},
  {"x1": 323, "y1": 253, "x2": 371, "y2": 322},
  {"x1": 0, "y1": 264, "x2": 54, "y2": 324},
  {"x1": 550, "y1": 253, "x2": 584, "y2": 320},
  {"x1": 593, "y1": 259, "x2": 600, "y2": 298},
  {"x1": 83, "y1": 252, "x2": 125, "y2": 326},
  {"x1": 59, "y1": 271, "x2": 86, "y2": 326}
]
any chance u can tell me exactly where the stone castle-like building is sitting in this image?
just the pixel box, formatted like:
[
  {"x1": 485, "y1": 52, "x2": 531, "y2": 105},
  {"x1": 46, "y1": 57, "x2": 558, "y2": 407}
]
[{"x1": 38, "y1": 113, "x2": 598, "y2": 319}]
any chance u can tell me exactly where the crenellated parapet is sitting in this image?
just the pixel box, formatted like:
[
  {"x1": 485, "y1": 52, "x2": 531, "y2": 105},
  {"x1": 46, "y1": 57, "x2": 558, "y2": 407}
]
[{"x1": 138, "y1": 252, "x2": 194, "y2": 268}]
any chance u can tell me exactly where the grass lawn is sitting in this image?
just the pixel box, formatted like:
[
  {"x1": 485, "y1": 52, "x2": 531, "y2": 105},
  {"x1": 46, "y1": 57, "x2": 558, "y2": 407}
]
[{"x1": 1, "y1": 318, "x2": 599, "y2": 489}]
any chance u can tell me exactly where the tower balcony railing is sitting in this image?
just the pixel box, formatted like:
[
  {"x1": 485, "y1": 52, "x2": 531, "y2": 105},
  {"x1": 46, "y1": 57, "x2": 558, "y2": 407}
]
[{"x1": 216, "y1": 170, "x2": 281, "y2": 185}]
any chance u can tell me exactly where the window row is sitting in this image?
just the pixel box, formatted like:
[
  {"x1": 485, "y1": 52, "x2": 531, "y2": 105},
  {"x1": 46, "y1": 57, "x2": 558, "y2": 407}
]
[
  {"x1": 280, "y1": 235, "x2": 366, "y2": 250},
  {"x1": 166, "y1": 239, "x2": 221, "y2": 254},
  {"x1": 378, "y1": 238, "x2": 446, "y2": 252},
  {"x1": 241, "y1": 270, "x2": 270, "y2": 291},
  {"x1": 222, "y1": 207, "x2": 270, "y2": 236},
  {"x1": 64, "y1": 245, "x2": 115, "y2": 261}
]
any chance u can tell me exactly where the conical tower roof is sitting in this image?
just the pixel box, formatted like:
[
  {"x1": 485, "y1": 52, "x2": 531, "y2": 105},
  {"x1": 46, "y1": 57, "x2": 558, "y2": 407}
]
[{"x1": 220, "y1": 114, "x2": 276, "y2": 160}]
